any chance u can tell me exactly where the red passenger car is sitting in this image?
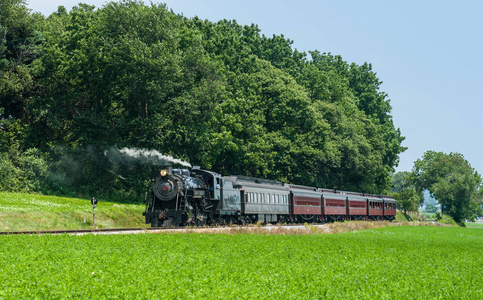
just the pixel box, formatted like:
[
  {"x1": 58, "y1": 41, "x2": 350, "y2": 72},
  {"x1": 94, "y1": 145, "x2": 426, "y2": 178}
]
[
  {"x1": 382, "y1": 196, "x2": 397, "y2": 220},
  {"x1": 322, "y1": 191, "x2": 347, "y2": 222},
  {"x1": 346, "y1": 194, "x2": 368, "y2": 220},
  {"x1": 367, "y1": 195, "x2": 384, "y2": 220},
  {"x1": 289, "y1": 185, "x2": 322, "y2": 222}
]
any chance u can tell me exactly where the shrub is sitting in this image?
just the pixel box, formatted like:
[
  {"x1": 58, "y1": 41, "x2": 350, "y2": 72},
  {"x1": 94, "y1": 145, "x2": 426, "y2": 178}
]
[
  {"x1": 0, "y1": 146, "x2": 49, "y2": 193},
  {"x1": 438, "y1": 214, "x2": 457, "y2": 226}
]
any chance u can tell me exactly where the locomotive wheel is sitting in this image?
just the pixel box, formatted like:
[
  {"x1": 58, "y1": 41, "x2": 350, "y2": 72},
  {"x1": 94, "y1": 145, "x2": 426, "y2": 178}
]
[{"x1": 196, "y1": 211, "x2": 207, "y2": 226}]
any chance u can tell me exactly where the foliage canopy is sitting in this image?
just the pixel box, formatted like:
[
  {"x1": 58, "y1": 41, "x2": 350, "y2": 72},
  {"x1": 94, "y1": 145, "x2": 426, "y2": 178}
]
[{"x1": 0, "y1": 0, "x2": 406, "y2": 200}]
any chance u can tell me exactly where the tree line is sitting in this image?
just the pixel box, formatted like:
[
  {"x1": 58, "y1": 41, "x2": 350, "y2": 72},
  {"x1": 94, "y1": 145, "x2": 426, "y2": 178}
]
[{"x1": 2, "y1": 1, "x2": 480, "y2": 222}]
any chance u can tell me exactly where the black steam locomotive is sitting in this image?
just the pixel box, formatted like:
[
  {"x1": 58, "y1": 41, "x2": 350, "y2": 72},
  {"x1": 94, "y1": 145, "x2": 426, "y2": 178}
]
[{"x1": 143, "y1": 167, "x2": 397, "y2": 227}]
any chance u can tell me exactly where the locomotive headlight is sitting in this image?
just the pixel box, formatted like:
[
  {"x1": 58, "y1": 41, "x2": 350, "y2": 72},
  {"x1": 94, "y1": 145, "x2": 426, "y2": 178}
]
[{"x1": 160, "y1": 169, "x2": 168, "y2": 177}]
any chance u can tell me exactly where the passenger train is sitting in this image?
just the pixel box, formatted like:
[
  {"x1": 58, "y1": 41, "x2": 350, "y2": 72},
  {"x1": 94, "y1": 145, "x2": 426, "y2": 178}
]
[{"x1": 143, "y1": 167, "x2": 396, "y2": 227}]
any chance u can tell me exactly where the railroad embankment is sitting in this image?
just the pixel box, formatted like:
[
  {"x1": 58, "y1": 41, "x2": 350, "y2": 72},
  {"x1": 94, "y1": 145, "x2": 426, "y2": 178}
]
[{"x1": 0, "y1": 192, "x2": 147, "y2": 231}]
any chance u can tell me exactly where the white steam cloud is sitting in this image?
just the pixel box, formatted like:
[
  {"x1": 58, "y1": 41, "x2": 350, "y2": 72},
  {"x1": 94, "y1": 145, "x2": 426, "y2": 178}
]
[{"x1": 117, "y1": 147, "x2": 192, "y2": 167}]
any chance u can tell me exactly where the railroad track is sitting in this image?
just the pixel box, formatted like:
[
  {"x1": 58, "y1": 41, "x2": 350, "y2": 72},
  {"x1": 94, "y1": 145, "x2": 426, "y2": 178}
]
[
  {"x1": 0, "y1": 227, "x2": 162, "y2": 236},
  {"x1": 0, "y1": 224, "x2": 326, "y2": 235}
]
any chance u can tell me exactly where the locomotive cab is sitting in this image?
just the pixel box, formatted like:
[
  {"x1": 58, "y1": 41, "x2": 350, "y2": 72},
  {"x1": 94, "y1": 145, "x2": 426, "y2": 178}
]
[{"x1": 190, "y1": 167, "x2": 222, "y2": 200}]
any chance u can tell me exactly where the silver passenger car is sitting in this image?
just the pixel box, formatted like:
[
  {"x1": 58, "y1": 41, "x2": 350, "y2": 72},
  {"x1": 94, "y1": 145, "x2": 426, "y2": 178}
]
[{"x1": 223, "y1": 175, "x2": 290, "y2": 223}]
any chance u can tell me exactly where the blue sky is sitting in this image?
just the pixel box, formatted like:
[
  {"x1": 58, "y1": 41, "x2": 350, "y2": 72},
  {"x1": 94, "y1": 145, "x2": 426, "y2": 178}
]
[{"x1": 28, "y1": 0, "x2": 483, "y2": 175}]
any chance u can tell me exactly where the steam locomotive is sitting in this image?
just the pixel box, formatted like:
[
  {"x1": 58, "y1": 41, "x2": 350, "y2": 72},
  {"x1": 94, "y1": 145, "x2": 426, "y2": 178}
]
[{"x1": 143, "y1": 167, "x2": 396, "y2": 227}]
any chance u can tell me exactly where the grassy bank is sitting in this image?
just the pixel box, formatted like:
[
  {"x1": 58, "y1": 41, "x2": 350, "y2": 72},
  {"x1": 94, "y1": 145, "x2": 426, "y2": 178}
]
[
  {"x1": 1, "y1": 226, "x2": 482, "y2": 298},
  {"x1": 0, "y1": 192, "x2": 147, "y2": 231}
]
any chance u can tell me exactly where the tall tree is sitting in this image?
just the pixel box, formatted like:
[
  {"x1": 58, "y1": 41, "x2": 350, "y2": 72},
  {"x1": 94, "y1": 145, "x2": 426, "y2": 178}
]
[
  {"x1": 412, "y1": 151, "x2": 482, "y2": 225},
  {"x1": 390, "y1": 171, "x2": 420, "y2": 214},
  {"x1": 0, "y1": 0, "x2": 43, "y2": 150}
]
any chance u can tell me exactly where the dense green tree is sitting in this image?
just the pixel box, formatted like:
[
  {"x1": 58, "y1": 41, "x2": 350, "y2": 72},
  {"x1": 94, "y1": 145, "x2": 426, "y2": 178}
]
[
  {"x1": 0, "y1": 0, "x2": 43, "y2": 150},
  {"x1": 391, "y1": 171, "x2": 411, "y2": 193},
  {"x1": 390, "y1": 171, "x2": 421, "y2": 213},
  {"x1": 393, "y1": 187, "x2": 420, "y2": 215},
  {"x1": 412, "y1": 151, "x2": 483, "y2": 225}
]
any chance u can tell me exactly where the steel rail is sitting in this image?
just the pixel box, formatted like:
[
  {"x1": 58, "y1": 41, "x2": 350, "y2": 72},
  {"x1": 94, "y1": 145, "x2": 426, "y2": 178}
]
[
  {"x1": 0, "y1": 223, "x2": 321, "y2": 235},
  {"x1": 0, "y1": 227, "x2": 161, "y2": 235}
]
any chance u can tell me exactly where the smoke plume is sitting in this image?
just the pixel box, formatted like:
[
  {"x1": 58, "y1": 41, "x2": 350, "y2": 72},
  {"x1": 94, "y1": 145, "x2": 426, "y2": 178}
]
[{"x1": 105, "y1": 147, "x2": 192, "y2": 168}]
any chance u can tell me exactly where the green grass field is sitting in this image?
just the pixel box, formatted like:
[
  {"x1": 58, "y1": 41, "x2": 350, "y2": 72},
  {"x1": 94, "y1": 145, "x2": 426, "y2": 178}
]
[
  {"x1": 1, "y1": 226, "x2": 482, "y2": 299},
  {"x1": 0, "y1": 192, "x2": 147, "y2": 231},
  {"x1": 466, "y1": 222, "x2": 483, "y2": 228}
]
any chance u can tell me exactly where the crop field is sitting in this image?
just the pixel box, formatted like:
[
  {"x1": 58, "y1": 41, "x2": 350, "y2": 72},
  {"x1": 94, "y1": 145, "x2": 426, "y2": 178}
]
[
  {"x1": 0, "y1": 192, "x2": 146, "y2": 231},
  {"x1": 1, "y1": 226, "x2": 482, "y2": 299}
]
